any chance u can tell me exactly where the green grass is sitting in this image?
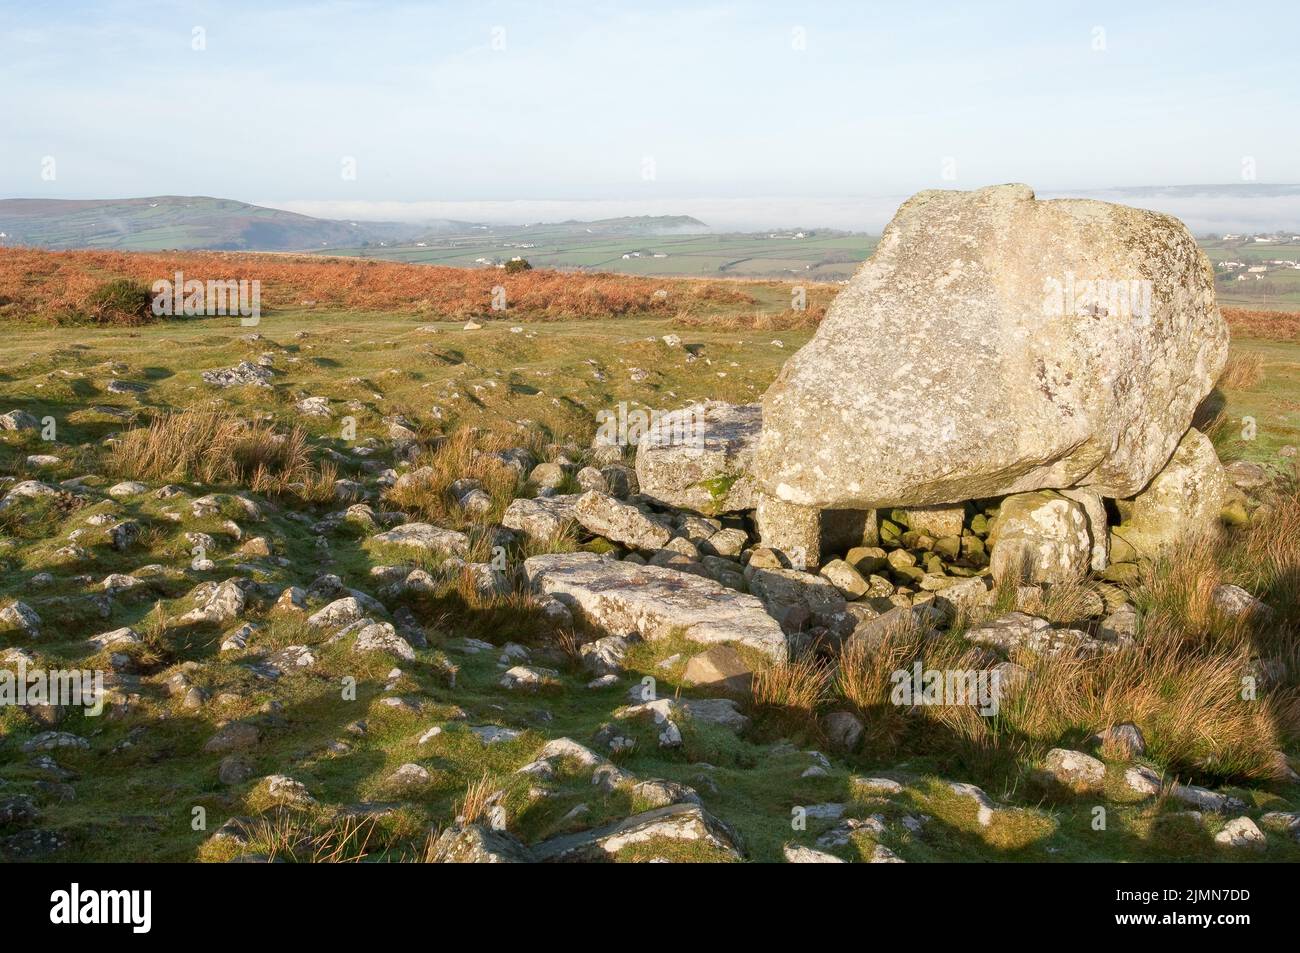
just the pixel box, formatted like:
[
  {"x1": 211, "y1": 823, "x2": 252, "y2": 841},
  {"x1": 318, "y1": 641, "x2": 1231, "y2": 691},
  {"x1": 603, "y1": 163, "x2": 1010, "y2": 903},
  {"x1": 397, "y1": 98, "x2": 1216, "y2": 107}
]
[{"x1": 2, "y1": 302, "x2": 1299, "y2": 863}]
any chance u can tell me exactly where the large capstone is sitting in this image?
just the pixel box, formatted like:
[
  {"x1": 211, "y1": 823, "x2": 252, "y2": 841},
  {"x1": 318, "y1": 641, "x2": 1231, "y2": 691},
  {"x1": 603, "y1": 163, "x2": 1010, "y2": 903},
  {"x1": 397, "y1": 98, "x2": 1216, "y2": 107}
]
[{"x1": 755, "y1": 184, "x2": 1228, "y2": 510}]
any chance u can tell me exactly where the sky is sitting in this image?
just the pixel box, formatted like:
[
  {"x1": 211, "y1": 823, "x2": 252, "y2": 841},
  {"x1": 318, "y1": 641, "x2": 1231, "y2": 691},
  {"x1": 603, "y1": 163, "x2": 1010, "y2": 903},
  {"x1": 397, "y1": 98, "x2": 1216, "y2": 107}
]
[{"x1": 2, "y1": 0, "x2": 1298, "y2": 230}]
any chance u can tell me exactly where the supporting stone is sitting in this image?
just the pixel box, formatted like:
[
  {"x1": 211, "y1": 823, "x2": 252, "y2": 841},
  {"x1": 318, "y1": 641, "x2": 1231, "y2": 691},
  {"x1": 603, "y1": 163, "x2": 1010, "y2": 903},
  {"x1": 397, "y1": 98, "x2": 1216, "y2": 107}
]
[
  {"x1": 1112, "y1": 428, "x2": 1229, "y2": 560},
  {"x1": 988, "y1": 490, "x2": 1091, "y2": 585},
  {"x1": 756, "y1": 496, "x2": 877, "y2": 569},
  {"x1": 756, "y1": 495, "x2": 822, "y2": 569},
  {"x1": 1060, "y1": 488, "x2": 1109, "y2": 572},
  {"x1": 902, "y1": 504, "x2": 965, "y2": 538}
]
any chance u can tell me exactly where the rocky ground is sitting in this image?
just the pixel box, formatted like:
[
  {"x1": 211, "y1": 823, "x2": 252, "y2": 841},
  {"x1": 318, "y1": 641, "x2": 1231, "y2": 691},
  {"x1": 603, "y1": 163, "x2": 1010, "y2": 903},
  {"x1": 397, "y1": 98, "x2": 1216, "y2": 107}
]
[{"x1": 1, "y1": 290, "x2": 1298, "y2": 863}]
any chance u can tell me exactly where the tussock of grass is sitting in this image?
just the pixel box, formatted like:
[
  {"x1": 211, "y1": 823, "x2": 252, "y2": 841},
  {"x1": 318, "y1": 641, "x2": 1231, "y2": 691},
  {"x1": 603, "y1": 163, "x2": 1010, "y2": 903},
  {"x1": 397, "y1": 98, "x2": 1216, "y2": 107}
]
[
  {"x1": 751, "y1": 651, "x2": 831, "y2": 727},
  {"x1": 1015, "y1": 575, "x2": 1103, "y2": 625},
  {"x1": 454, "y1": 771, "x2": 501, "y2": 825},
  {"x1": 112, "y1": 408, "x2": 315, "y2": 493},
  {"x1": 385, "y1": 428, "x2": 520, "y2": 529},
  {"x1": 240, "y1": 810, "x2": 379, "y2": 863},
  {"x1": 1235, "y1": 479, "x2": 1300, "y2": 631}
]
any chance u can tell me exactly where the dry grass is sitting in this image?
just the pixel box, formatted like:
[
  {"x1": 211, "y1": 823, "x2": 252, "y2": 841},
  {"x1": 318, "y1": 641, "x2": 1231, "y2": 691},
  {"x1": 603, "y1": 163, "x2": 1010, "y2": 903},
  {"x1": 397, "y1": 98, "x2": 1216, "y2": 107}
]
[
  {"x1": 0, "y1": 246, "x2": 753, "y2": 323},
  {"x1": 1217, "y1": 349, "x2": 1265, "y2": 390},
  {"x1": 454, "y1": 771, "x2": 500, "y2": 825},
  {"x1": 1235, "y1": 479, "x2": 1300, "y2": 631},
  {"x1": 244, "y1": 810, "x2": 378, "y2": 863},
  {"x1": 827, "y1": 526, "x2": 1300, "y2": 782},
  {"x1": 1015, "y1": 576, "x2": 1104, "y2": 625},
  {"x1": 836, "y1": 618, "x2": 997, "y2": 758},
  {"x1": 112, "y1": 408, "x2": 316, "y2": 493},
  {"x1": 1133, "y1": 535, "x2": 1238, "y2": 649},
  {"x1": 1005, "y1": 633, "x2": 1284, "y2": 779},
  {"x1": 1223, "y1": 306, "x2": 1300, "y2": 341},
  {"x1": 385, "y1": 428, "x2": 520, "y2": 529},
  {"x1": 294, "y1": 459, "x2": 343, "y2": 504},
  {"x1": 751, "y1": 651, "x2": 832, "y2": 723}
]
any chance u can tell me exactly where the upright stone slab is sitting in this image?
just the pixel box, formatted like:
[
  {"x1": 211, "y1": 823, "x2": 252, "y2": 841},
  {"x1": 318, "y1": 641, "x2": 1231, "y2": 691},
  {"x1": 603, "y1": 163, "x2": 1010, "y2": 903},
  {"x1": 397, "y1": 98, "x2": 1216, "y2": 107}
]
[
  {"x1": 988, "y1": 491, "x2": 1091, "y2": 584},
  {"x1": 635, "y1": 401, "x2": 760, "y2": 515},
  {"x1": 1113, "y1": 428, "x2": 1229, "y2": 559}
]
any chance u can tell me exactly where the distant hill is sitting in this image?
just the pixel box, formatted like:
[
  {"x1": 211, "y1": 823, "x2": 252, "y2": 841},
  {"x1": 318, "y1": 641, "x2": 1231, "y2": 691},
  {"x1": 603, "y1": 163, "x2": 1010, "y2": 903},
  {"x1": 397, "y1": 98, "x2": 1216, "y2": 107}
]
[{"x1": 0, "y1": 196, "x2": 462, "y2": 252}]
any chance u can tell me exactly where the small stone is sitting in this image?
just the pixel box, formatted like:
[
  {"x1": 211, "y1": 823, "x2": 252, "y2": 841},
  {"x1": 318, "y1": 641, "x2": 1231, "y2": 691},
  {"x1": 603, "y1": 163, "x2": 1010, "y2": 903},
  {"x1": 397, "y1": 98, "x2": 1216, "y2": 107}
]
[
  {"x1": 1214, "y1": 816, "x2": 1266, "y2": 851},
  {"x1": 1090, "y1": 722, "x2": 1146, "y2": 759},
  {"x1": 822, "y1": 711, "x2": 864, "y2": 752},
  {"x1": 1039, "y1": 748, "x2": 1106, "y2": 795},
  {"x1": 681, "y1": 645, "x2": 754, "y2": 694},
  {"x1": 1122, "y1": 765, "x2": 1163, "y2": 799}
]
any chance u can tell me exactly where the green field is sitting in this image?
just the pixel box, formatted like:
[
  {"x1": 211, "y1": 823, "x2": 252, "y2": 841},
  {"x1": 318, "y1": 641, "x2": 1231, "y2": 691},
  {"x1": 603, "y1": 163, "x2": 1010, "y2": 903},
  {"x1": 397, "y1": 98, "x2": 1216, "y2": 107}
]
[
  {"x1": 325, "y1": 229, "x2": 880, "y2": 282},
  {"x1": 1201, "y1": 236, "x2": 1300, "y2": 310},
  {"x1": 329, "y1": 230, "x2": 1300, "y2": 310}
]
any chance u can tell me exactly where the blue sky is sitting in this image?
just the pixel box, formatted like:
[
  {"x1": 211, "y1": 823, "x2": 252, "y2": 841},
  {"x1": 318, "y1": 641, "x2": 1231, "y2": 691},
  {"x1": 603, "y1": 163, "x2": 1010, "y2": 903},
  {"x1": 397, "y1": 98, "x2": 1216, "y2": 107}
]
[{"x1": 2, "y1": 0, "x2": 1297, "y2": 228}]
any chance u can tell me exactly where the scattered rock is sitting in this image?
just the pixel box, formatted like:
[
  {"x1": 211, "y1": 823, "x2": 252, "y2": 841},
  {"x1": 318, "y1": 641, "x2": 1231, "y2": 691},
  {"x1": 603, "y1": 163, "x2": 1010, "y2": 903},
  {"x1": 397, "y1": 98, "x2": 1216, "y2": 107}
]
[
  {"x1": 371, "y1": 522, "x2": 469, "y2": 558},
  {"x1": 1090, "y1": 722, "x2": 1146, "y2": 759},
  {"x1": 1169, "y1": 782, "x2": 1246, "y2": 814},
  {"x1": 532, "y1": 803, "x2": 744, "y2": 862},
  {"x1": 1122, "y1": 765, "x2": 1163, "y2": 799},
  {"x1": 502, "y1": 494, "x2": 580, "y2": 542},
  {"x1": 0, "y1": 409, "x2": 41, "y2": 431},
  {"x1": 681, "y1": 645, "x2": 755, "y2": 694},
  {"x1": 428, "y1": 824, "x2": 534, "y2": 863},
  {"x1": 822, "y1": 711, "x2": 864, "y2": 752},
  {"x1": 1211, "y1": 584, "x2": 1271, "y2": 620},
  {"x1": 1214, "y1": 816, "x2": 1266, "y2": 851},
  {"x1": 1038, "y1": 748, "x2": 1106, "y2": 795},
  {"x1": 202, "y1": 362, "x2": 274, "y2": 388},
  {"x1": 573, "y1": 491, "x2": 671, "y2": 551},
  {"x1": 635, "y1": 401, "x2": 760, "y2": 514}
]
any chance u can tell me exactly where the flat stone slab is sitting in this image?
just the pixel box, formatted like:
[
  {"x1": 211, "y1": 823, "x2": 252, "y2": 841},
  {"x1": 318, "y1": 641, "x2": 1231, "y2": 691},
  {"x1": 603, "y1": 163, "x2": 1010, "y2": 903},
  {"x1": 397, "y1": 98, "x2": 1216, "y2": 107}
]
[
  {"x1": 502, "y1": 495, "x2": 580, "y2": 542},
  {"x1": 524, "y1": 552, "x2": 787, "y2": 660},
  {"x1": 531, "y1": 802, "x2": 743, "y2": 862},
  {"x1": 370, "y1": 522, "x2": 469, "y2": 557}
]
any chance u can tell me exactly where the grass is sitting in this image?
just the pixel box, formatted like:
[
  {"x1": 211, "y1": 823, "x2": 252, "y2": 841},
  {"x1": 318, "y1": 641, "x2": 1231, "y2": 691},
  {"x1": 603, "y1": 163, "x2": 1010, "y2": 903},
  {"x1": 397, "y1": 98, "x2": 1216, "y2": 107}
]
[
  {"x1": 1, "y1": 252, "x2": 1298, "y2": 864},
  {"x1": 384, "y1": 428, "x2": 522, "y2": 531},
  {"x1": 751, "y1": 652, "x2": 832, "y2": 730},
  {"x1": 111, "y1": 408, "x2": 317, "y2": 494},
  {"x1": 1218, "y1": 350, "x2": 1265, "y2": 391}
]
